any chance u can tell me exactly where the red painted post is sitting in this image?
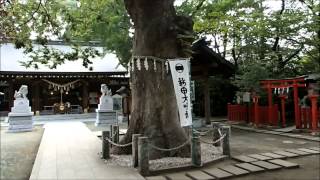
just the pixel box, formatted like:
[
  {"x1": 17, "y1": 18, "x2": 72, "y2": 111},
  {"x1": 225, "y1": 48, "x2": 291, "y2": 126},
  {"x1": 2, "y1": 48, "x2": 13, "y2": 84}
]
[
  {"x1": 253, "y1": 96, "x2": 260, "y2": 127},
  {"x1": 309, "y1": 95, "x2": 319, "y2": 131},
  {"x1": 279, "y1": 95, "x2": 287, "y2": 128},
  {"x1": 293, "y1": 82, "x2": 301, "y2": 129},
  {"x1": 267, "y1": 84, "x2": 273, "y2": 125}
]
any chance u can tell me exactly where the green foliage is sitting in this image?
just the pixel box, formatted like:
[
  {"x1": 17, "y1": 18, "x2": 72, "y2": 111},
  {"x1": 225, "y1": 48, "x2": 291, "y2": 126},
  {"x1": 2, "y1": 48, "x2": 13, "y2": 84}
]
[{"x1": 1, "y1": 0, "x2": 132, "y2": 69}]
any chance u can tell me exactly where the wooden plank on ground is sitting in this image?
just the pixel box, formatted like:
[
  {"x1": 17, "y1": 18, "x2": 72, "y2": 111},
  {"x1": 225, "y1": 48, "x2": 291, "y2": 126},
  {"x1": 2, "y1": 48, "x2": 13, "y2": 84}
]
[
  {"x1": 273, "y1": 151, "x2": 299, "y2": 158},
  {"x1": 146, "y1": 176, "x2": 167, "y2": 180},
  {"x1": 251, "y1": 161, "x2": 282, "y2": 170},
  {"x1": 235, "y1": 163, "x2": 265, "y2": 172},
  {"x1": 186, "y1": 171, "x2": 216, "y2": 180},
  {"x1": 232, "y1": 155, "x2": 259, "y2": 162},
  {"x1": 260, "y1": 152, "x2": 285, "y2": 159},
  {"x1": 297, "y1": 148, "x2": 319, "y2": 154},
  {"x1": 219, "y1": 165, "x2": 250, "y2": 176},
  {"x1": 166, "y1": 173, "x2": 192, "y2": 180},
  {"x1": 248, "y1": 154, "x2": 273, "y2": 161},
  {"x1": 202, "y1": 168, "x2": 233, "y2": 179},
  {"x1": 268, "y1": 159, "x2": 299, "y2": 169},
  {"x1": 285, "y1": 149, "x2": 310, "y2": 155}
]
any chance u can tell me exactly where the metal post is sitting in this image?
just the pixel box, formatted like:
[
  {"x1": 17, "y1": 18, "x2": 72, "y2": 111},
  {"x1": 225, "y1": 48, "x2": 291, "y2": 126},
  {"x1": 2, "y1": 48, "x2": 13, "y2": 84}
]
[
  {"x1": 191, "y1": 132, "x2": 201, "y2": 167},
  {"x1": 102, "y1": 131, "x2": 110, "y2": 159},
  {"x1": 221, "y1": 126, "x2": 231, "y2": 157},
  {"x1": 132, "y1": 134, "x2": 141, "y2": 167},
  {"x1": 138, "y1": 137, "x2": 149, "y2": 176}
]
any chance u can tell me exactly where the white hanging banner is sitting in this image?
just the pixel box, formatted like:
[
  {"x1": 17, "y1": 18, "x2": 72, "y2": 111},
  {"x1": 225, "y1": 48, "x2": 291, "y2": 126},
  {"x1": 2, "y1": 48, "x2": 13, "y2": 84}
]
[{"x1": 169, "y1": 59, "x2": 192, "y2": 127}]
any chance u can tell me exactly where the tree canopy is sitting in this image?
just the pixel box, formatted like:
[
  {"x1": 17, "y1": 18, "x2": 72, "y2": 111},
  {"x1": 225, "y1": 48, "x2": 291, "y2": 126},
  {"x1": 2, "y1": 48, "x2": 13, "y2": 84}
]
[{"x1": 1, "y1": 0, "x2": 319, "y2": 90}]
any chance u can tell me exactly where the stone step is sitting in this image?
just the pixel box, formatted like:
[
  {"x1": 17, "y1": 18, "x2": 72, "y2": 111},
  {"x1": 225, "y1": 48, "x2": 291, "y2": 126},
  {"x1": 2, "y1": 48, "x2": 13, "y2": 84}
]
[
  {"x1": 268, "y1": 159, "x2": 299, "y2": 169},
  {"x1": 186, "y1": 170, "x2": 216, "y2": 180},
  {"x1": 251, "y1": 161, "x2": 282, "y2": 170},
  {"x1": 166, "y1": 173, "x2": 192, "y2": 180},
  {"x1": 285, "y1": 149, "x2": 311, "y2": 155},
  {"x1": 248, "y1": 154, "x2": 273, "y2": 161},
  {"x1": 235, "y1": 163, "x2": 265, "y2": 172},
  {"x1": 260, "y1": 152, "x2": 286, "y2": 159},
  {"x1": 272, "y1": 151, "x2": 299, "y2": 158},
  {"x1": 232, "y1": 155, "x2": 259, "y2": 162},
  {"x1": 202, "y1": 168, "x2": 233, "y2": 179},
  {"x1": 297, "y1": 148, "x2": 319, "y2": 154},
  {"x1": 219, "y1": 165, "x2": 250, "y2": 176}
]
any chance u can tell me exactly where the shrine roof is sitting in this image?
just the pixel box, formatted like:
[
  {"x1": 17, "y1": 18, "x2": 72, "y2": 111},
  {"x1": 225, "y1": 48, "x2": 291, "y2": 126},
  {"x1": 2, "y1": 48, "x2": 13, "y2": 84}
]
[{"x1": 191, "y1": 38, "x2": 235, "y2": 78}]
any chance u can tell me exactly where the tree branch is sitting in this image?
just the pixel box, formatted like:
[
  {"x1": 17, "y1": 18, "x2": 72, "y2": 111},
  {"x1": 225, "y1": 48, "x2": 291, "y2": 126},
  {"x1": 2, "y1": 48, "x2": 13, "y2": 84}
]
[{"x1": 191, "y1": 0, "x2": 206, "y2": 17}]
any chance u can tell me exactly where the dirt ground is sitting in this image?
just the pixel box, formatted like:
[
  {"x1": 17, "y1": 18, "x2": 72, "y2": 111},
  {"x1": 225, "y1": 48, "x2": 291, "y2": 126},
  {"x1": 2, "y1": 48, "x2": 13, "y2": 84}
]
[{"x1": 0, "y1": 125, "x2": 44, "y2": 180}]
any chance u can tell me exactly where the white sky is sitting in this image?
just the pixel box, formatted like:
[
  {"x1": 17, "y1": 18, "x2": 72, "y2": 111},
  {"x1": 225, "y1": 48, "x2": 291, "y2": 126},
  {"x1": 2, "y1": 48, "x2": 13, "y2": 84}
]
[{"x1": 0, "y1": 43, "x2": 126, "y2": 72}]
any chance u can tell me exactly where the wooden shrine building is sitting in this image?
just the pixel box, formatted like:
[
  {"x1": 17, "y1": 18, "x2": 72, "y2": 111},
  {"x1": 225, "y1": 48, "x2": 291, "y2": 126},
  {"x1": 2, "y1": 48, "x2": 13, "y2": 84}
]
[{"x1": 0, "y1": 71, "x2": 128, "y2": 115}]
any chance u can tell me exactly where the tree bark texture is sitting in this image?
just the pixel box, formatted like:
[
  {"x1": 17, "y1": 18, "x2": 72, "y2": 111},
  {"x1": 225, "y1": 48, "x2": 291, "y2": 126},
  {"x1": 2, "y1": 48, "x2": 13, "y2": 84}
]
[{"x1": 112, "y1": 0, "x2": 193, "y2": 159}]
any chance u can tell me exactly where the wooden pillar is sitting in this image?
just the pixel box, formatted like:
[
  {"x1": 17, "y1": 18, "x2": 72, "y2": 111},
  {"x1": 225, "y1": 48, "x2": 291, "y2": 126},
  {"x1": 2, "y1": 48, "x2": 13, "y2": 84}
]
[
  {"x1": 253, "y1": 96, "x2": 260, "y2": 127},
  {"x1": 309, "y1": 95, "x2": 319, "y2": 131},
  {"x1": 203, "y1": 76, "x2": 211, "y2": 125},
  {"x1": 32, "y1": 82, "x2": 40, "y2": 114},
  {"x1": 8, "y1": 80, "x2": 14, "y2": 109},
  {"x1": 267, "y1": 84, "x2": 273, "y2": 125},
  {"x1": 82, "y1": 81, "x2": 89, "y2": 112},
  {"x1": 279, "y1": 95, "x2": 287, "y2": 128},
  {"x1": 293, "y1": 82, "x2": 301, "y2": 129}
]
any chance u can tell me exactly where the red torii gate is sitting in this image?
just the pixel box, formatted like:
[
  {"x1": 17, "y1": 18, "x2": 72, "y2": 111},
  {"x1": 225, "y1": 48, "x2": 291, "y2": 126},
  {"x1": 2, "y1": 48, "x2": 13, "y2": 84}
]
[{"x1": 260, "y1": 76, "x2": 306, "y2": 128}]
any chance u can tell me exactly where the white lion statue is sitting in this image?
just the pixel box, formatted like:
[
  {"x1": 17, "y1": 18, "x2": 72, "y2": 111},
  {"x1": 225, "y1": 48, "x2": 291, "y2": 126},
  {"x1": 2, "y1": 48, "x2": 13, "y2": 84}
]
[
  {"x1": 101, "y1": 84, "x2": 112, "y2": 97},
  {"x1": 14, "y1": 85, "x2": 28, "y2": 99}
]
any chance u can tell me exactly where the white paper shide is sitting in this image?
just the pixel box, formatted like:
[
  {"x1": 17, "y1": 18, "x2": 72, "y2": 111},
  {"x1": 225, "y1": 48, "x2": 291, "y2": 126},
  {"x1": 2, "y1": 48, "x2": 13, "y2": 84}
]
[{"x1": 169, "y1": 59, "x2": 192, "y2": 127}]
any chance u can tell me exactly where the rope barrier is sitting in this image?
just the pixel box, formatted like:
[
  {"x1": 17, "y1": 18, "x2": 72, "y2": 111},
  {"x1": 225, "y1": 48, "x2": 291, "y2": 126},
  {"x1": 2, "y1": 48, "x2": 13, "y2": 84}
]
[
  {"x1": 148, "y1": 138, "x2": 191, "y2": 152},
  {"x1": 105, "y1": 137, "x2": 133, "y2": 147},
  {"x1": 192, "y1": 128, "x2": 213, "y2": 135},
  {"x1": 198, "y1": 133, "x2": 226, "y2": 145}
]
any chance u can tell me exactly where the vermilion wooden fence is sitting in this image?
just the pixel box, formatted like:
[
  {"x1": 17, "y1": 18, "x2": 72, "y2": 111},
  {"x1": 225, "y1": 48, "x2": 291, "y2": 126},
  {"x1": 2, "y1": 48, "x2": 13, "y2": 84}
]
[{"x1": 227, "y1": 104, "x2": 279, "y2": 126}]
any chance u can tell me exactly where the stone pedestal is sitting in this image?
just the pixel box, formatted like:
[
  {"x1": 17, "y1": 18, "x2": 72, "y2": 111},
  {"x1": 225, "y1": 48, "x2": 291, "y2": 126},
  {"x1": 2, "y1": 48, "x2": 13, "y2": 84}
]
[
  {"x1": 8, "y1": 99, "x2": 33, "y2": 132},
  {"x1": 95, "y1": 110, "x2": 117, "y2": 126},
  {"x1": 95, "y1": 84, "x2": 117, "y2": 126}
]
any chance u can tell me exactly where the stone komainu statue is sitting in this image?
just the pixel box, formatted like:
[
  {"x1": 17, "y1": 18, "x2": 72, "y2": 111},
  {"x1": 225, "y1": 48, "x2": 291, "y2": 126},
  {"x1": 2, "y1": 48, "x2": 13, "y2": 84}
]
[
  {"x1": 101, "y1": 84, "x2": 112, "y2": 97},
  {"x1": 14, "y1": 85, "x2": 28, "y2": 99}
]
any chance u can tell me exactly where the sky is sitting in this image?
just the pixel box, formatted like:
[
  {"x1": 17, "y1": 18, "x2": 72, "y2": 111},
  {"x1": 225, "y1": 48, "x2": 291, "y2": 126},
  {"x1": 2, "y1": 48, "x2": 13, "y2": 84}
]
[{"x1": 0, "y1": 43, "x2": 126, "y2": 72}]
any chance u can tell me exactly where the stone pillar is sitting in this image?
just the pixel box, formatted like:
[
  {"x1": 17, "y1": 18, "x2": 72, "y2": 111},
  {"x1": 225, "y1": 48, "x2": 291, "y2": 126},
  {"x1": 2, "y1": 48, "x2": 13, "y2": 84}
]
[
  {"x1": 132, "y1": 134, "x2": 141, "y2": 167},
  {"x1": 102, "y1": 131, "x2": 110, "y2": 159},
  {"x1": 191, "y1": 132, "x2": 201, "y2": 167},
  {"x1": 138, "y1": 137, "x2": 149, "y2": 176},
  {"x1": 212, "y1": 122, "x2": 221, "y2": 146},
  {"x1": 111, "y1": 125, "x2": 119, "y2": 144},
  {"x1": 221, "y1": 126, "x2": 231, "y2": 156}
]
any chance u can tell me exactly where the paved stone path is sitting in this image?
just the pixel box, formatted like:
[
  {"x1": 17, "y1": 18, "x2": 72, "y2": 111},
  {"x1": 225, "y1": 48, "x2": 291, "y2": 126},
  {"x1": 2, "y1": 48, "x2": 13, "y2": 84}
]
[{"x1": 29, "y1": 122, "x2": 144, "y2": 180}]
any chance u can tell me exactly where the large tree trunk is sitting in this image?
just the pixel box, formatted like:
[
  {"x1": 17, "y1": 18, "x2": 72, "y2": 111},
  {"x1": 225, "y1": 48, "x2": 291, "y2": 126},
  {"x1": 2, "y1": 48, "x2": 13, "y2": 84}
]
[{"x1": 112, "y1": 0, "x2": 193, "y2": 159}]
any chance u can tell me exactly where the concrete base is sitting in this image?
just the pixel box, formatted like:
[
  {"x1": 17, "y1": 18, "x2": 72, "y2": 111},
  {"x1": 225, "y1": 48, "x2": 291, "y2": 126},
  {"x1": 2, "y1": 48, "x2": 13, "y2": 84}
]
[
  {"x1": 95, "y1": 110, "x2": 117, "y2": 126},
  {"x1": 8, "y1": 114, "x2": 33, "y2": 132}
]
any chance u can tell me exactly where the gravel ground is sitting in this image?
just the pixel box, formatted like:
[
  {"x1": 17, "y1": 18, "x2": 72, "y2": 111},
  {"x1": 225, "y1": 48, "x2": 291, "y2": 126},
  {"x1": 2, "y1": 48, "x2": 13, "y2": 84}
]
[{"x1": 0, "y1": 125, "x2": 44, "y2": 180}]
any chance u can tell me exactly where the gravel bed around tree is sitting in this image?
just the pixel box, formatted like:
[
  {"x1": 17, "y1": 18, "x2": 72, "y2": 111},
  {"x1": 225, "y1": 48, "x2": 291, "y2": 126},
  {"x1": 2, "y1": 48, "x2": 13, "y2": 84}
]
[{"x1": 102, "y1": 143, "x2": 223, "y2": 171}]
